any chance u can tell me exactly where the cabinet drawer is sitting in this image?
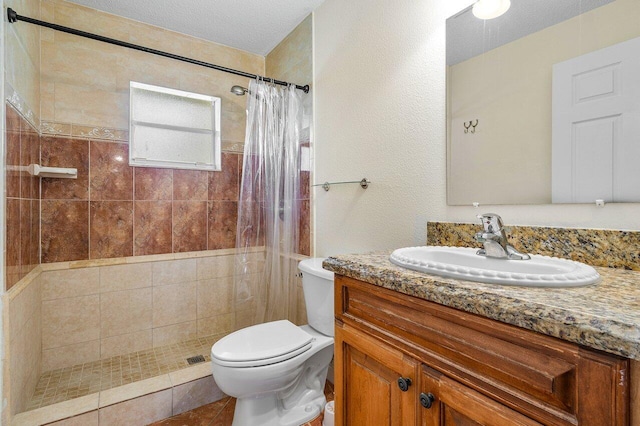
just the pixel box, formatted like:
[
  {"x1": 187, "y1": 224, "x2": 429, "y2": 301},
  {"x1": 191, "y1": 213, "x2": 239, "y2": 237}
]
[{"x1": 336, "y1": 275, "x2": 629, "y2": 425}]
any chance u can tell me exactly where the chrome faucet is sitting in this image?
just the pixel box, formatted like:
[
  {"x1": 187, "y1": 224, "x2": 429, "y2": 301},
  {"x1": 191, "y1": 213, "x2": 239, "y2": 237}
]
[{"x1": 474, "y1": 214, "x2": 530, "y2": 260}]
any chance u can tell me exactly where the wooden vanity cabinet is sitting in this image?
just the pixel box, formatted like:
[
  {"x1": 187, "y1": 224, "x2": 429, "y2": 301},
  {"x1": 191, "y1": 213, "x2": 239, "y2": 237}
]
[{"x1": 334, "y1": 275, "x2": 630, "y2": 426}]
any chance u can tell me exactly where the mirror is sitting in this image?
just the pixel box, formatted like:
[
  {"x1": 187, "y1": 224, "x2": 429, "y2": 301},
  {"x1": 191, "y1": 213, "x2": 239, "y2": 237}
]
[{"x1": 447, "y1": 0, "x2": 640, "y2": 205}]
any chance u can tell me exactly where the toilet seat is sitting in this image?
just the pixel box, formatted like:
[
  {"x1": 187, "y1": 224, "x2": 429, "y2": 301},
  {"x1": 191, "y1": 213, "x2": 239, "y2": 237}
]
[{"x1": 211, "y1": 320, "x2": 313, "y2": 368}]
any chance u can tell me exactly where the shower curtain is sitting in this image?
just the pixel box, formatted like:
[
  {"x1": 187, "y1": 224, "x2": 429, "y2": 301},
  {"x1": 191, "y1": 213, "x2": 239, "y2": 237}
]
[{"x1": 233, "y1": 79, "x2": 305, "y2": 329}]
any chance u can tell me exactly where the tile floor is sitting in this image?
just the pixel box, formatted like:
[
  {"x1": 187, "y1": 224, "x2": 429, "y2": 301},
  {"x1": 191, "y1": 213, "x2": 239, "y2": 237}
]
[
  {"x1": 149, "y1": 381, "x2": 335, "y2": 426},
  {"x1": 27, "y1": 334, "x2": 224, "y2": 410}
]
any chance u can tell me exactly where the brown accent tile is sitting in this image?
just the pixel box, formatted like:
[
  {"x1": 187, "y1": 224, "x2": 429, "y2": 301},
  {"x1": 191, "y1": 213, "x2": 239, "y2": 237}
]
[
  {"x1": 90, "y1": 201, "x2": 133, "y2": 259},
  {"x1": 30, "y1": 199, "x2": 40, "y2": 266},
  {"x1": 90, "y1": 142, "x2": 133, "y2": 200},
  {"x1": 29, "y1": 130, "x2": 41, "y2": 198},
  {"x1": 207, "y1": 201, "x2": 237, "y2": 250},
  {"x1": 20, "y1": 199, "x2": 33, "y2": 276},
  {"x1": 298, "y1": 200, "x2": 311, "y2": 256},
  {"x1": 6, "y1": 126, "x2": 21, "y2": 199},
  {"x1": 173, "y1": 201, "x2": 207, "y2": 253},
  {"x1": 236, "y1": 201, "x2": 265, "y2": 248},
  {"x1": 209, "y1": 153, "x2": 239, "y2": 201},
  {"x1": 6, "y1": 103, "x2": 21, "y2": 132},
  {"x1": 134, "y1": 201, "x2": 172, "y2": 256},
  {"x1": 300, "y1": 170, "x2": 310, "y2": 200},
  {"x1": 21, "y1": 127, "x2": 40, "y2": 199},
  {"x1": 42, "y1": 137, "x2": 89, "y2": 200},
  {"x1": 174, "y1": 170, "x2": 208, "y2": 201},
  {"x1": 41, "y1": 200, "x2": 89, "y2": 263},
  {"x1": 134, "y1": 168, "x2": 173, "y2": 200},
  {"x1": 6, "y1": 198, "x2": 21, "y2": 290}
]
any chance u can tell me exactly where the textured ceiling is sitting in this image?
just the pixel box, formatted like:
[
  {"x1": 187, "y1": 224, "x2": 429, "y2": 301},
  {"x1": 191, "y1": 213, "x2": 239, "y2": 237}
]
[
  {"x1": 64, "y1": 0, "x2": 324, "y2": 56},
  {"x1": 447, "y1": 0, "x2": 615, "y2": 65}
]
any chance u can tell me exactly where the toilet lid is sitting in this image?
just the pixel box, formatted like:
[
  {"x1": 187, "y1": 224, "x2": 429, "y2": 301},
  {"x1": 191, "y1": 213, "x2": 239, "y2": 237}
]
[{"x1": 211, "y1": 320, "x2": 313, "y2": 367}]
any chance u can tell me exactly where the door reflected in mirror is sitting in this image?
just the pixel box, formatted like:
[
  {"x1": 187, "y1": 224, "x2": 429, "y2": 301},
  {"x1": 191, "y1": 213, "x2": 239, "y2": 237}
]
[{"x1": 446, "y1": 0, "x2": 640, "y2": 205}]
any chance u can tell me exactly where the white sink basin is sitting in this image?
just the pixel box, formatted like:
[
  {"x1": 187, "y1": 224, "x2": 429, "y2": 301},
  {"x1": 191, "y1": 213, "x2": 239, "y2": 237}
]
[{"x1": 389, "y1": 246, "x2": 600, "y2": 287}]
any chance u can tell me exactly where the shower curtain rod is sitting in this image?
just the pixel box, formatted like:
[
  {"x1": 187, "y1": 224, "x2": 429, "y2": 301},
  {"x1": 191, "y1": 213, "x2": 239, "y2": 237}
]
[{"x1": 6, "y1": 8, "x2": 310, "y2": 93}]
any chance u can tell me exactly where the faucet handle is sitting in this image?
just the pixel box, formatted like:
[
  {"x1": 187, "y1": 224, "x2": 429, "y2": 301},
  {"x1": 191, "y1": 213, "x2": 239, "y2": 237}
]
[{"x1": 476, "y1": 213, "x2": 504, "y2": 233}]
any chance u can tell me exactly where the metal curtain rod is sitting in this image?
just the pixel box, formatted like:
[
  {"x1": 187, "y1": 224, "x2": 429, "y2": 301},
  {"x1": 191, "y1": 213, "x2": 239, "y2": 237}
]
[{"x1": 6, "y1": 8, "x2": 310, "y2": 93}]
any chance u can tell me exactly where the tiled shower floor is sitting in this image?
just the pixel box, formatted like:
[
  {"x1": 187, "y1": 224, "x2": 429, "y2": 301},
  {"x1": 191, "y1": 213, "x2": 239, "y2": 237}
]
[{"x1": 27, "y1": 334, "x2": 223, "y2": 411}]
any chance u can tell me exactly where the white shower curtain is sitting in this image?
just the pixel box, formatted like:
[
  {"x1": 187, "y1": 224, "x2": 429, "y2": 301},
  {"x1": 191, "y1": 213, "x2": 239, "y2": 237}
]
[{"x1": 233, "y1": 79, "x2": 304, "y2": 329}]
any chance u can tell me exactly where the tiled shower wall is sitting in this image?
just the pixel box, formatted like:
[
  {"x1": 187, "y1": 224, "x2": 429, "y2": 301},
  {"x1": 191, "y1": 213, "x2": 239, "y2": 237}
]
[
  {"x1": 39, "y1": 250, "x2": 264, "y2": 372},
  {"x1": 6, "y1": 104, "x2": 41, "y2": 290},
  {"x1": 40, "y1": 135, "x2": 242, "y2": 262}
]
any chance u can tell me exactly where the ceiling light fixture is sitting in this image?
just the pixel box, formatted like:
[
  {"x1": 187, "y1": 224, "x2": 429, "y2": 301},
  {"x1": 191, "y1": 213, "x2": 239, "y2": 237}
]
[{"x1": 472, "y1": 0, "x2": 511, "y2": 20}]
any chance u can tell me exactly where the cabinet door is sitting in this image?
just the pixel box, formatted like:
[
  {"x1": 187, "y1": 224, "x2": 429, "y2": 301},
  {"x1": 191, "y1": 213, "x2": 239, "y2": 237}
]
[
  {"x1": 420, "y1": 366, "x2": 543, "y2": 426},
  {"x1": 335, "y1": 324, "x2": 419, "y2": 426}
]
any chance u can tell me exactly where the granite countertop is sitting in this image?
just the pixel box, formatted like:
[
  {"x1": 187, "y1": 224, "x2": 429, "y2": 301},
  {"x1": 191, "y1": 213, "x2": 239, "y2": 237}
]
[{"x1": 323, "y1": 252, "x2": 640, "y2": 360}]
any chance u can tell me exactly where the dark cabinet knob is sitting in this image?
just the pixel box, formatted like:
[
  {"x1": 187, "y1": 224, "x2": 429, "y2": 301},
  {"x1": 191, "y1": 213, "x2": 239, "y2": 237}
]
[
  {"x1": 420, "y1": 392, "x2": 436, "y2": 409},
  {"x1": 397, "y1": 377, "x2": 412, "y2": 392}
]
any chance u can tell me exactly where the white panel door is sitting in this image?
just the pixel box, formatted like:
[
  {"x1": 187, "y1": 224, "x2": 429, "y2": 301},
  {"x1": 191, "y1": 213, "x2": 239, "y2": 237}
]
[{"x1": 552, "y1": 36, "x2": 640, "y2": 203}]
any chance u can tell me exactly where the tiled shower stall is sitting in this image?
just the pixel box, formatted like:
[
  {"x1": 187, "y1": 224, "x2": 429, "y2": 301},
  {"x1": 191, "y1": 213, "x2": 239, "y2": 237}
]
[{"x1": 3, "y1": 0, "x2": 313, "y2": 423}]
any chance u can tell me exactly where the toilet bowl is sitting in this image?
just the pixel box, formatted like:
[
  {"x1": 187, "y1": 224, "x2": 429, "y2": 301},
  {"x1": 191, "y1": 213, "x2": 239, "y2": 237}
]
[{"x1": 211, "y1": 258, "x2": 335, "y2": 426}]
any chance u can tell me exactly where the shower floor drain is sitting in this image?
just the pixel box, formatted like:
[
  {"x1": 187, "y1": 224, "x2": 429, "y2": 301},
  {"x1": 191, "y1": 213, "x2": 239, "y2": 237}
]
[{"x1": 186, "y1": 355, "x2": 206, "y2": 365}]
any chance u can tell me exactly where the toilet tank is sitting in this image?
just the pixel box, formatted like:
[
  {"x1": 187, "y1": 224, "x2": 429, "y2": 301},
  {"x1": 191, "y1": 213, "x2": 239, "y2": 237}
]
[{"x1": 298, "y1": 258, "x2": 335, "y2": 337}]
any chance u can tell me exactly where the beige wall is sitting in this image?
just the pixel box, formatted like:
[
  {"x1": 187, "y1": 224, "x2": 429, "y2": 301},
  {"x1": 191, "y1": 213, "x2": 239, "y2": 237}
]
[
  {"x1": 448, "y1": 0, "x2": 640, "y2": 205},
  {"x1": 39, "y1": 250, "x2": 263, "y2": 371},
  {"x1": 2, "y1": 248, "x2": 264, "y2": 418},
  {"x1": 4, "y1": 269, "x2": 42, "y2": 418},
  {"x1": 40, "y1": 0, "x2": 264, "y2": 146},
  {"x1": 266, "y1": 15, "x2": 312, "y2": 87},
  {"x1": 313, "y1": 0, "x2": 640, "y2": 258},
  {"x1": 266, "y1": 16, "x2": 313, "y2": 325},
  {"x1": 5, "y1": 0, "x2": 40, "y2": 124}
]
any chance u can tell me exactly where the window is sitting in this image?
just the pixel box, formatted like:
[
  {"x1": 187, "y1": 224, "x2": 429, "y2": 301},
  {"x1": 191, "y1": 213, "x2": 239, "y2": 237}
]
[{"x1": 129, "y1": 81, "x2": 221, "y2": 171}]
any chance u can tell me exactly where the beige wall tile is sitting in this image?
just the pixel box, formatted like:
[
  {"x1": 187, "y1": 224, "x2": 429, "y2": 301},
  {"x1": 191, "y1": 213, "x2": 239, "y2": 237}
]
[
  {"x1": 98, "y1": 389, "x2": 172, "y2": 426},
  {"x1": 53, "y1": 82, "x2": 129, "y2": 128},
  {"x1": 5, "y1": 24, "x2": 40, "y2": 120},
  {"x1": 10, "y1": 314, "x2": 42, "y2": 415},
  {"x1": 168, "y1": 362, "x2": 212, "y2": 387},
  {"x1": 197, "y1": 314, "x2": 233, "y2": 338},
  {"x1": 100, "y1": 330, "x2": 153, "y2": 359},
  {"x1": 266, "y1": 15, "x2": 312, "y2": 86},
  {"x1": 52, "y1": 0, "x2": 129, "y2": 42},
  {"x1": 98, "y1": 375, "x2": 172, "y2": 408},
  {"x1": 9, "y1": 273, "x2": 42, "y2": 344},
  {"x1": 196, "y1": 255, "x2": 234, "y2": 280},
  {"x1": 41, "y1": 0, "x2": 265, "y2": 132},
  {"x1": 172, "y1": 376, "x2": 224, "y2": 416},
  {"x1": 152, "y1": 321, "x2": 197, "y2": 347},
  {"x1": 152, "y1": 282, "x2": 197, "y2": 327},
  {"x1": 42, "y1": 340, "x2": 101, "y2": 372},
  {"x1": 152, "y1": 259, "x2": 197, "y2": 285},
  {"x1": 196, "y1": 277, "x2": 232, "y2": 319},
  {"x1": 45, "y1": 410, "x2": 98, "y2": 426},
  {"x1": 99, "y1": 263, "x2": 152, "y2": 292},
  {"x1": 100, "y1": 288, "x2": 152, "y2": 337},
  {"x1": 12, "y1": 393, "x2": 99, "y2": 426},
  {"x1": 42, "y1": 268, "x2": 100, "y2": 301},
  {"x1": 41, "y1": 38, "x2": 118, "y2": 92},
  {"x1": 115, "y1": 52, "x2": 182, "y2": 93},
  {"x1": 42, "y1": 295, "x2": 100, "y2": 349},
  {"x1": 6, "y1": 0, "x2": 40, "y2": 67}
]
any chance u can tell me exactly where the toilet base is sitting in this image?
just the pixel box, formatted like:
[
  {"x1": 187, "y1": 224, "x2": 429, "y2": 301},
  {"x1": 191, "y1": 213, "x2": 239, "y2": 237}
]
[{"x1": 232, "y1": 392, "x2": 325, "y2": 426}]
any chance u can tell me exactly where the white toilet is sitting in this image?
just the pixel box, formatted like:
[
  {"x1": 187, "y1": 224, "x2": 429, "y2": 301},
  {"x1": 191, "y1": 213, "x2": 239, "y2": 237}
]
[{"x1": 211, "y1": 258, "x2": 335, "y2": 426}]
